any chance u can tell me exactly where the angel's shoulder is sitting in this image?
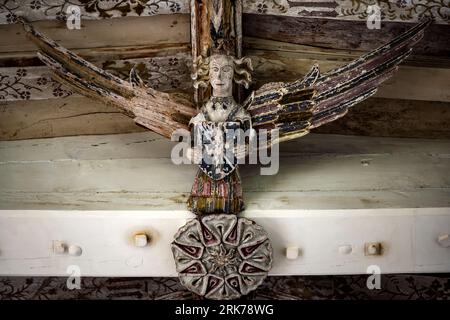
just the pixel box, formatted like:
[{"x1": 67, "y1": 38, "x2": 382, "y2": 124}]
[
  {"x1": 189, "y1": 109, "x2": 207, "y2": 126},
  {"x1": 231, "y1": 104, "x2": 251, "y2": 123}
]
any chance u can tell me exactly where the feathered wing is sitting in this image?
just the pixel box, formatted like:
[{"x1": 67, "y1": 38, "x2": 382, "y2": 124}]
[
  {"x1": 20, "y1": 20, "x2": 196, "y2": 139},
  {"x1": 247, "y1": 19, "x2": 432, "y2": 146}
]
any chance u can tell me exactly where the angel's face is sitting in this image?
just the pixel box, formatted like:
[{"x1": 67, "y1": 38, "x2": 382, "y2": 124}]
[{"x1": 209, "y1": 54, "x2": 234, "y2": 97}]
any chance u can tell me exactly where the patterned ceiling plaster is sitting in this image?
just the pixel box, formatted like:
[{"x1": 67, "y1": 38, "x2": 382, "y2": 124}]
[
  {"x1": 0, "y1": 0, "x2": 448, "y2": 24},
  {"x1": 0, "y1": 53, "x2": 192, "y2": 102},
  {"x1": 1, "y1": 274, "x2": 449, "y2": 300}
]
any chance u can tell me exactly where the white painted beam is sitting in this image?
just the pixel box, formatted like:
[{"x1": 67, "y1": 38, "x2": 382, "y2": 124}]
[{"x1": 0, "y1": 132, "x2": 449, "y2": 276}]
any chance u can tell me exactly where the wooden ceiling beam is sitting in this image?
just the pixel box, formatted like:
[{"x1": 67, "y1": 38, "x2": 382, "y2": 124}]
[{"x1": 243, "y1": 14, "x2": 450, "y2": 58}]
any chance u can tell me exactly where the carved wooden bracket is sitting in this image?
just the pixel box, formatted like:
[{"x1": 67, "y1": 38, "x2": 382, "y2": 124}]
[{"x1": 20, "y1": 0, "x2": 432, "y2": 301}]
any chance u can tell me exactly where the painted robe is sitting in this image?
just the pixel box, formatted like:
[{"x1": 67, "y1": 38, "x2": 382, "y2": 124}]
[{"x1": 187, "y1": 96, "x2": 251, "y2": 215}]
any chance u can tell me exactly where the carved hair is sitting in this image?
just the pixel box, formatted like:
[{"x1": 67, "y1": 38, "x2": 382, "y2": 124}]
[{"x1": 192, "y1": 54, "x2": 253, "y2": 89}]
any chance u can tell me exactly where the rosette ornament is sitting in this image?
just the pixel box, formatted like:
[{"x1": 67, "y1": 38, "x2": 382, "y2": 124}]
[{"x1": 171, "y1": 214, "x2": 273, "y2": 300}]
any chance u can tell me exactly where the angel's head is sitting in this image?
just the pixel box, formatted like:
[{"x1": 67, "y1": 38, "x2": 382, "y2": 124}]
[{"x1": 192, "y1": 54, "x2": 253, "y2": 97}]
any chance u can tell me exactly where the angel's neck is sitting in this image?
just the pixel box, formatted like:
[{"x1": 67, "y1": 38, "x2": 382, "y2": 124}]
[{"x1": 212, "y1": 87, "x2": 233, "y2": 97}]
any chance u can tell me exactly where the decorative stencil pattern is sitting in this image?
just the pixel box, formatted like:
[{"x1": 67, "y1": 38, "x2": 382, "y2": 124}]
[
  {"x1": 336, "y1": 0, "x2": 449, "y2": 22},
  {"x1": 0, "y1": 0, "x2": 189, "y2": 24},
  {"x1": 0, "y1": 0, "x2": 448, "y2": 24},
  {"x1": 0, "y1": 53, "x2": 192, "y2": 101},
  {"x1": 102, "y1": 53, "x2": 192, "y2": 92},
  {"x1": 245, "y1": 0, "x2": 449, "y2": 23},
  {"x1": 0, "y1": 66, "x2": 73, "y2": 101},
  {"x1": 0, "y1": 274, "x2": 449, "y2": 299}
]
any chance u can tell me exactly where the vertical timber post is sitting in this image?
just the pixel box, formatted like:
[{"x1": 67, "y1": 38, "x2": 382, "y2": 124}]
[{"x1": 190, "y1": 0, "x2": 243, "y2": 107}]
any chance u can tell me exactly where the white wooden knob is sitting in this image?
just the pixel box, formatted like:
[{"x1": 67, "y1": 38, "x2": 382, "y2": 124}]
[
  {"x1": 53, "y1": 241, "x2": 66, "y2": 254},
  {"x1": 68, "y1": 245, "x2": 82, "y2": 256},
  {"x1": 134, "y1": 233, "x2": 149, "y2": 247},
  {"x1": 286, "y1": 246, "x2": 299, "y2": 260},
  {"x1": 365, "y1": 242, "x2": 382, "y2": 256},
  {"x1": 437, "y1": 234, "x2": 450, "y2": 248},
  {"x1": 338, "y1": 245, "x2": 352, "y2": 255}
]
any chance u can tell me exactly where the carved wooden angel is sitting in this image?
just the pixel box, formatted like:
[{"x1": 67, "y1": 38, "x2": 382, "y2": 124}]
[
  {"x1": 187, "y1": 54, "x2": 254, "y2": 215},
  {"x1": 20, "y1": 18, "x2": 431, "y2": 216}
]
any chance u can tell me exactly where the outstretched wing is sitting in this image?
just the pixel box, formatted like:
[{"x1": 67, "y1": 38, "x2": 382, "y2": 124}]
[
  {"x1": 21, "y1": 20, "x2": 196, "y2": 139},
  {"x1": 248, "y1": 19, "x2": 431, "y2": 146}
]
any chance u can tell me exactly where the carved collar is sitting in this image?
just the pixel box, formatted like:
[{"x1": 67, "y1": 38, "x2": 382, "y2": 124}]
[{"x1": 210, "y1": 96, "x2": 235, "y2": 110}]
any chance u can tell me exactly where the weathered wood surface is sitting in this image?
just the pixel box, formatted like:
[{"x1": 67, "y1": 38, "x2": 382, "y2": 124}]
[
  {"x1": 0, "y1": 20, "x2": 448, "y2": 140},
  {"x1": 313, "y1": 98, "x2": 450, "y2": 139},
  {"x1": 249, "y1": 52, "x2": 450, "y2": 102},
  {"x1": 190, "y1": 0, "x2": 242, "y2": 59},
  {"x1": 0, "y1": 10, "x2": 447, "y2": 141},
  {"x1": 246, "y1": 36, "x2": 450, "y2": 102},
  {"x1": 0, "y1": 15, "x2": 190, "y2": 54},
  {"x1": 0, "y1": 43, "x2": 191, "y2": 68},
  {"x1": 0, "y1": 132, "x2": 449, "y2": 210},
  {"x1": 1, "y1": 49, "x2": 448, "y2": 103},
  {"x1": 2, "y1": 14, "x2": 447, "y2": 60},
  {"x1": 243, "y1": 14, "x2": 450, "y2": 58},
  {"x1": 1, "y1": 0, "x2": 448, "y2": 24},
  {"x1": 245, "y1": 36, "x2": 450, "y2": 70},
  {"x1": 2, "y1": 97, "x2": 450, "y2": 141},
  {"x1": 0, "y1": 96, "x2": 146, "y2": 140},
  {"x1": 1, "y1": 14, "x2": 446, "y2": 102},
  {"x1": 19, "y1": 19, "x2": 197, "y2": 139},
  {"x1": 248, "y1": 18, "x2": 436, "y2": 145},
  {"x1": 1, "y1": 132, "x2": 449, "y2": 276},
  {"x1": 3, "y1": 45, "x2": 449, "y2": 103},
  {"x1": 190, "y1": 0, "x2": 243, "y2": 104}
]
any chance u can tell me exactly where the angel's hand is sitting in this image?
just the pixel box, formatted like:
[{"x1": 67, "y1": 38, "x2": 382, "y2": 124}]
[
  {"x1": 234, "y1": 144, "x2": 248, "y2": 160},
  {"x1": 187, "y1": 147, "x2": 203, "y2": 164}
]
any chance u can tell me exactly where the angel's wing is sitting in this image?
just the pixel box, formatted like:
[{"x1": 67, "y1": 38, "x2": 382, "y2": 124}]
[
  {"x1": 248, "y1": 19, "x2": 431, "y2": 146},
  {"x1": 21, "y1": 20, "x2": 196, "y2": 139}
]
